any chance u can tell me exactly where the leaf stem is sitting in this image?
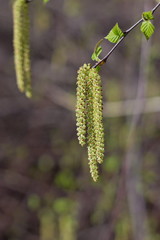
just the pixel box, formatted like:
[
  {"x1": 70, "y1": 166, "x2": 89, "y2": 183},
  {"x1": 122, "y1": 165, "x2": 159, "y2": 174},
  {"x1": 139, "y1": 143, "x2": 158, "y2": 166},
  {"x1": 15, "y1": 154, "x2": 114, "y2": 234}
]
[{"x1": 93, "y1": 2, "x2": 160, "y2": 68}]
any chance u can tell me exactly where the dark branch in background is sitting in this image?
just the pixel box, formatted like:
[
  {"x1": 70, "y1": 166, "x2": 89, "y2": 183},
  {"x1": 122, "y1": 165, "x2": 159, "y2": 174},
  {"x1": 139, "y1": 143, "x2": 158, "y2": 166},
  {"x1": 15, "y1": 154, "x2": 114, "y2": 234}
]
[
  {"x1": 26, "y1": 0, "x2": 33, "y2": 3},
  {"x1": 93, "y1": 2, "x2": 160, "y2": 68}
]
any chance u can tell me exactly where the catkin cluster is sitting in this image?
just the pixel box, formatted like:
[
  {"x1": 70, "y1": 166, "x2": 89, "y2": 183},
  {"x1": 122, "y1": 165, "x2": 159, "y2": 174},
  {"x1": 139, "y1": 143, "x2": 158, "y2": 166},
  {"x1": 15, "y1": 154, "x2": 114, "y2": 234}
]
[
  {"x1": 76, "y1": 64, "x2": 104, "y2": 181},
  {"x1": 13, "y1": 0, "x2": 32, "y2": 98}
]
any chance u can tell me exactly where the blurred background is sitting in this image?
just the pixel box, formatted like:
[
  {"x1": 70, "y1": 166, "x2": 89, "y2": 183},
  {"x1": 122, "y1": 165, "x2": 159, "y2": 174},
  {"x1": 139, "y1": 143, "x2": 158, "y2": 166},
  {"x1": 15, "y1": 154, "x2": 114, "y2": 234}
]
[{"x1": 0, "y1": 0, "x2": 160, "y2": 239}]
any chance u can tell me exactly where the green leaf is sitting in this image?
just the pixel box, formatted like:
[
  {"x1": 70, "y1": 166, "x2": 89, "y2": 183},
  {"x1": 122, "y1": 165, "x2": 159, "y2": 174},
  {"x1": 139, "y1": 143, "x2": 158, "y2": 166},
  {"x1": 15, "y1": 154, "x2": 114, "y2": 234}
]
[
  {"x1": 91, "y1": 46, "x2": 102, "y2": 61},
  {"x1": 142, "y1": 11, "x2": 154, "y2": 20},
  {"x1": 140, "y1": 20, "x2": 155, "y2": 40},
  {"x1": 105, "y1": 23, "x2": 124, "y2": 43},
  {"x1": 91, "y1": 39, "x2": 103, "y2": 61}
]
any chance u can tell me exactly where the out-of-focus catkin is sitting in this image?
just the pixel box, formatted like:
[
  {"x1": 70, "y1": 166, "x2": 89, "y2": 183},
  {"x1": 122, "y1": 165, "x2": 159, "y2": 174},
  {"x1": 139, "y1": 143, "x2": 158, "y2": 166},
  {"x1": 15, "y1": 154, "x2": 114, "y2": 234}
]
[
  {"x1": 22, "y1": 2, "x2": 32, "y2": 97},
  {"x1": 76, "y1": 64, "x2": 104, "y2": 181},
  {"x1": 13, "y1": 0, "x2": 32, "y2": 97}
]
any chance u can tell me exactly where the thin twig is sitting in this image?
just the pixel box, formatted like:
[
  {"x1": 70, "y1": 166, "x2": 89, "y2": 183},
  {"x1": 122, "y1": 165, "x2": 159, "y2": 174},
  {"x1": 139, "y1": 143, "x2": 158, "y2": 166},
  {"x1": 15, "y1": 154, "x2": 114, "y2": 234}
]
[
  {"x1": 152, "y1": 1, "x2": 160, "y2": 13},
  {"x1": 93, "y1": 2, "x2": 160, "y2": 68}
]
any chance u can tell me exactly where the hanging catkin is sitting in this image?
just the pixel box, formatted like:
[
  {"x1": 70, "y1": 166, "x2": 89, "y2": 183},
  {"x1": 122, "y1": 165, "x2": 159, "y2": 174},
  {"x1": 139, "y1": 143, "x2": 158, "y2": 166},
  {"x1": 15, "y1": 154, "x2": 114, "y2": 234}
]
[
  {"x1": 22, "y1": 1, "x2": 32, "y2": 97},
  {"x1": 76, "y1": 64, "x2": 104, "y2": 181},
  {"x1": 13, "y1": 0, "x2": 32, "y2": 97},
  {"x1": 90, "y1": 68, "x2": 104, "y2": 164},
  {"x1": 76, "y1": 64, "x2": 90, "y2": 146},
  {"x1": 86, "y1": 69, "x2": 99, "y2": 181}
]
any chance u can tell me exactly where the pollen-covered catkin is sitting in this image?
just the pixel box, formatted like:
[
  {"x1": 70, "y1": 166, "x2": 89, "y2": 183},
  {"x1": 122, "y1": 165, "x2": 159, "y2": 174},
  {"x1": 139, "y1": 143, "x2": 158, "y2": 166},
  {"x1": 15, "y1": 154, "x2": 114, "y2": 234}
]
[
  {"x1": 86, "y1": 73, "x2": 99, "y2": 181},
  {"x1": 90, "y1": 68, "x2": 104, "y2": 164},
  {"x1": 88, "y1": 145, "x2": 99, "y2": 182},
  {"x1": 13, "y1": 0, "x2": 25, "y2": 92},
  {"x1": 76, "y1": 64, "x2": 90, "y2": 146},
  {"x1": 76, "y1": 63, "x2": 104, "y2": 181},
  {"x1": 13, "y1": 0, "x2": 32, "y2": 97}
]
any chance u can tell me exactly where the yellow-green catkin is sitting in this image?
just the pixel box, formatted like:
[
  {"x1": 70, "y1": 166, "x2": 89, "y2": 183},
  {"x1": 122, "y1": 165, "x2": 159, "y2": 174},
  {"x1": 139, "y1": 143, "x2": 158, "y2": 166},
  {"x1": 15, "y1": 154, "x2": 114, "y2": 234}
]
[
  {"x1": 76, "y1": 64, "x2": 104, "y2": 182},
  {"x1": 88, "y1": 145, "x2": 99, "y2": 182},
  {"x1": 76, "y1": 64, "x2": 90, "y2": 146},
  {"x1": 86, "y1": 72, "x2": 99, "y2": 181},
  {"x1": 90, "y1": 68, "x2": 104, "y2": 164},
  {"x1": 13, "y1": 0, "x2": 32, "y2": 97}
]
